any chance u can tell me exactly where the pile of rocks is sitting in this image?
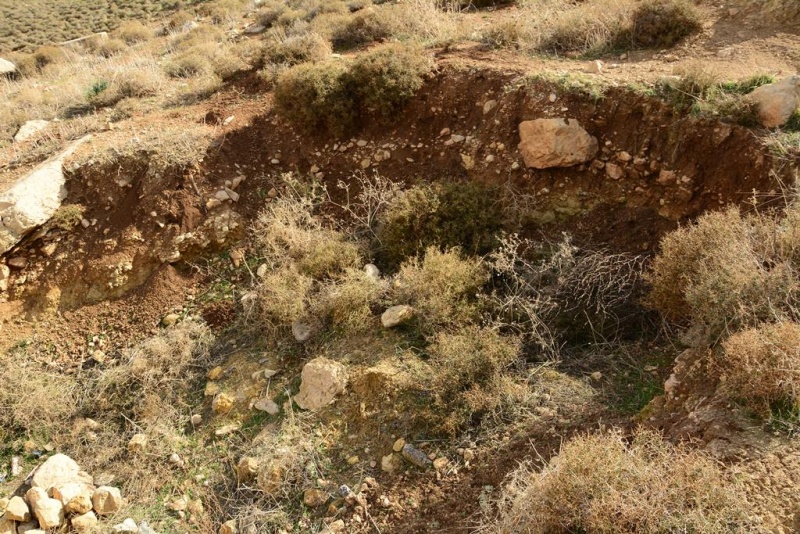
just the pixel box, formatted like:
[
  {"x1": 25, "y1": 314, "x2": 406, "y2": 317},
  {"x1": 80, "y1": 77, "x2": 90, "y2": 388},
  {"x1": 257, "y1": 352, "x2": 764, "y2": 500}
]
[{"x1": 0, "y1": 454, "x2": 124, "y2": 533}]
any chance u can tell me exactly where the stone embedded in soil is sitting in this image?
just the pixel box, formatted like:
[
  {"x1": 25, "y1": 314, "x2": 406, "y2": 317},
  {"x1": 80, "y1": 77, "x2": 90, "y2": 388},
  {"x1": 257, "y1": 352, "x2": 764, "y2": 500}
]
[
  {"x1": 92, "y1": 486, "x2": 123, "y2": 515},
  {"x1": 31, "y1": 453, "x2": 80, "y2": 491},
  {"x1": 294, "y1": 357, "x2": 348, "y2": 411},
  {"x1": 605, "y1": 162, "x2": 624, "y2": 180},
  {"x1": 161, "y1": 313, "x2": 180, "y2": 326},
  {"x1": 32, "y1": 497, "x2": 64, "y2": 529},
  {"x1": 381, "y1": 453, "x2": 403, "y2": 473},
  {"x1": 112, "y1": 517, "x2": 139, "y2": 532},
  {"x1": 71, "y1": 510, "x2": 98, "y2": 533},
  {"x1": 13, "y1": 120, "x2": 50, "y2": 143},
  {"x1": 0, "y1": 137, "x2": 90, "y2": 255},
  {"x1": 128, "y1": 433, "x2": 148, "y2": 453},
  {"x1": 392, "y1": 438, "x2": 406, "y2": 452},
  {"x1": 364, "y1": 263, "x2": 380, "y2": 280},
  {"x1": 4, "y1": 496, "x2": 30, "y2": 521},
  {"x1": 212, "y1": 392, "x2": 235, "y2": 415},
  {"x1": 381, "y1": 305, "x2": 414, "y2": 328},
  {"x1": 749, "y1": 75, "x2": 800, "y2": 128},
  {"x1": 254, "y1": 397, "x2": 280, "y2": 415},
  {"x1": 291, "y1": 321, "x2": 314, "y2": 343},
  {"x1": 483, "y1": 100, "x2": 497, "y2": 114},
  {"x1": 433, "y1": 457, "x2": 449, "y2": 470},
  {"x1": 303, "y1": 489, "x2": 329, "y2": 508},
  {"x1": 518, "y1": 118, "x2": 598, "y2": 169},
  {"x1": 236, "y1": 457, "x2": 259, "y2": 482},
  {"x1": 220, "y1": 519, "x2": 237, "y2": 534},
  {"x1": 401, "y1": 443, "x2": 432, "y2": 468}
]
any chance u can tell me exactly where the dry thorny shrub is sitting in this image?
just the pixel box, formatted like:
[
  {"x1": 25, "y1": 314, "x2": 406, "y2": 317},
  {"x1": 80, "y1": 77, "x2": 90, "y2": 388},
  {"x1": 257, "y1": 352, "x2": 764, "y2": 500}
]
[
  {"x1": 487, "y1": 429, "x2": 759, "y2": 533},
  {"x1": 485, "y1": 233, "x2": 645, "y2": 357},
  {"x1": 646, "y1": 206, "x2": 800, "y2": 342},
  {"x1": 717, "y1": 321, "x2": 800, "y2": 415}
]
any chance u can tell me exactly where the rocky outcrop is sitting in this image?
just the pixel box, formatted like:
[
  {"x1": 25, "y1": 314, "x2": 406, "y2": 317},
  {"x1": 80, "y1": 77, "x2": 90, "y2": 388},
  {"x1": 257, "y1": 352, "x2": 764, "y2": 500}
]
[
  {"x1": 381, "y1": 305, "x2": 414, "y2": 328},
  {"x1": 0, "y1": 137, "x2": 90, "y2": 255},
  {"x1": 0, "y1": 58, "x2": 15, "y2": 77},
  {"x1": 518, "y1": 118, "x2": 598, "y2": 169},
  {"x1": 749, "y1": 76, "x2": 800, "y2": 128},
  {"x1": 294, "y1": 357, "x2": 348, "y2": 411},
  {"x1": 13, "y1": 120, "x2": 50, "y2": 143}
]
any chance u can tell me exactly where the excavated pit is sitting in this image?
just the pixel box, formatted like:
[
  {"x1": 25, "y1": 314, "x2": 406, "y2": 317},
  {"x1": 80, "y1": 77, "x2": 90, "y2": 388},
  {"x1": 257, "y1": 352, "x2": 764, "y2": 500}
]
[{"x1": 1, "y1": 65, "x2": 794, "y2": 321}]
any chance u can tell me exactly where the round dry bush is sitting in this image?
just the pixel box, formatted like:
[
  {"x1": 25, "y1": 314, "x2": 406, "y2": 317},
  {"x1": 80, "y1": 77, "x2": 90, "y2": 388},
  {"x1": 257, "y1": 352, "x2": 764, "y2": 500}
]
[
  {"x1": 274, "y1": 60, "x2": 355, "y2": 133},
  {"x1": 622, "y1": 0, "x2": 702, "y2": 49},
  {"x1": 5, "y1": 52, "x2": 37, "y2": 77},
  {"x1": 395, "y1": 246, "x2": 487, "y2": 329},
  {"x1": 33, "y1": 45, "x2": 65, "y2": 69},
  {"x1": 329, "y1": 9, "x2": 392, "y2": 51},
  {"x1": 84, "y1": 36, "x2": 128, "y2": 57},
  {"x1": 257, "y1": 267, "x2": 315, "y2": 328},
  {"x1": 719, "y1": 321, "x2": 800, "y2": 414},
  {"x1": 646, "y1": 207, "x2": 795, "y2": 336},
  {"x1": 347, "y1": 43, "x2": 432, "y2": 117},
  {"x1": 116, "y1": 20, "x2": 154, "y2": 44},
  {"x1": 164, "y1": 52, "x2": 213, "y2": 78},
  {"x1": 263, "y1": 32, "x2": 332, "y2": 66},
  {"x1": 318, "y1": 268, "x2": 387, "y2": 332},
  {"x1": 488, "y1": 430, "x2": 757, "y2": 533}
]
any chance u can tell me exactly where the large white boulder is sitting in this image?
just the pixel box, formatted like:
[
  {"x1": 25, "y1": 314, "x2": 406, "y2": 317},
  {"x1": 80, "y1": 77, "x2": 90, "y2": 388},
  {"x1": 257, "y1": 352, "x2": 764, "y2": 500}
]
[
  {"x1": 0, "y1": 136, "x2": 89, "y2": 254},
  {"x1": 0, "y1": 58, "x2": 15, "y2": 77},
  {"x1": 13, "y1": 120, "x2": 50, "y2": 143},
  {"x1": 31, "y1": 453, "x2": 81, "y2": 491},
  {"x1": 749, "y1": 75, "x2": 800, "y2": 128},
  {"x1": 294, "y1": 357, "x2": 347, "y2": 411},
  {"x1": 518, "y1": 118, "x2": 598, "y2": 169}
]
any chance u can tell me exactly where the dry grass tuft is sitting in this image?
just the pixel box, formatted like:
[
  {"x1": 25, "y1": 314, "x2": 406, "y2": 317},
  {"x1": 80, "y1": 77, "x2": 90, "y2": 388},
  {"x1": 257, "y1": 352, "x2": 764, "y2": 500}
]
[
  {"x1": 718, "y1": 321, "x2": 800, "y2": 414},
  {"x1": 394, "y1": 246, "x2": 487, "y2": 330},
  {"x1": 116, "y1": 20, "x2": 154, "y2": 44},
  {"x1": 488, "y1": 429, "x2": 757, "y2": 533}
]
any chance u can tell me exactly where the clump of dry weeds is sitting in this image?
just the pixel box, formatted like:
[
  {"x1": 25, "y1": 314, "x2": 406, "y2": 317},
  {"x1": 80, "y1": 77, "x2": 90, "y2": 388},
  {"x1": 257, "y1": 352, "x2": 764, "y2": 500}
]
[{"x1": 487, "y1": 429, "x2": 758, "y2": 533}]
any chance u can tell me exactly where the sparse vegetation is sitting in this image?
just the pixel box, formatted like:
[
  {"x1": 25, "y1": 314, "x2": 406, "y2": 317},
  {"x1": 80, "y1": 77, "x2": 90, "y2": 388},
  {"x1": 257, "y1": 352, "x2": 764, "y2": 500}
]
[{"x1": 488, "y1": 429, "x2": 757, "y2": 533}]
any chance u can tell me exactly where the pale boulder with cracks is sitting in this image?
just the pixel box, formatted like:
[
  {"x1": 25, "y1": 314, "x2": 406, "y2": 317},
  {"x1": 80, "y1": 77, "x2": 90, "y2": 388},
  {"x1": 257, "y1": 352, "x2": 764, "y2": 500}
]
[
  {"x1": 518, "y1": 118, "x2": 598, "y2": 169},
  {"x1": 294, "y1": 357, "x2": 348, "y2": 411}
]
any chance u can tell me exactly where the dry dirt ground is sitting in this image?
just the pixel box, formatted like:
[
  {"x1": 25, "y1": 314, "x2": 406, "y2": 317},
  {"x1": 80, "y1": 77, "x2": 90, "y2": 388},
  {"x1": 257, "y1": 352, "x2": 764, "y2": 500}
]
[{"x1": 0, "y1": 2, "x2": 799, "y2": 533}]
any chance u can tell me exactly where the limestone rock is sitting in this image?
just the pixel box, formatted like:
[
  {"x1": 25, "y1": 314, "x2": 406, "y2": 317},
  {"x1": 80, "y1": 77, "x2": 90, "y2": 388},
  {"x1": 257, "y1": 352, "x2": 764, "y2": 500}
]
[
  {"x1": 4, "y1": 496, "x2": 30, "y2": 521},
  {"x1": 31, "y1": 453, "x2": 80, "y2": 491},
  {"x1": 65, "y1": 491, "x2": 94, "y2": 515},
  {"x1": 92, "y1": 486, "x2": 123, "y2": 515},
  {"x1": 381, "y1": 453, "x2": 403, "y2": 473},
  {"x1": 128, "y1": 433, "x2": 147, "y2": 453},
  {"x1": 291, "y1": 321, "x2": 314, "y2": 343},
  {"x1": 25, "y1": 488, "x2": 48, "y2": 509},
  {"x1": 518, "y1": 119, "x2": 598, "y2": 169},
  {"x1": 0, "y1": 58, "x2": 15, "y2": 77},
  {"x1": 364, "y1": 263, "x2": 380, "y2": 280},
  {"x1": 71, "y1": 511, "x2": 98, "y2": 533},
  {"x1": 33, "y1": 497, "x2": 63, "y2": 529},
  {"x1": 220, "y1": 519, "x2": 237, "y2": 534},
  {"x1": 294, "y1": 357, "x2": 348, "y2": 411},
  {"x1": 749, "y1": 75, "x2": 800, "y2": 128},
  {"x1": 0, "y1": 264, "x2": 8, "y2": 291},
  {"x1": 381, "y1": 305, "x2": 414, "y2": 328},
  {"x1": 212, "y1": 392, "x2": 235, "y2": 415},
  {"x1": 113, "y1": 518, "x2": 138, "y2": 532},
  {"x1": 303, "y1": 489, "x2": 329, "y2": 508},
  {"x1": 236, "y1": 457, "x2": 259, "y2": 482},
  {"x1": 605, "y1": 162, "x2": 624, "y2": 180},
  {"x1": 253, "y1": 398, "x2": 280, "y2": 415},
  {"x1": 0, "y1": 137, "x2": 90, "y2": 255},
  {"x1": 13, "y1": 120, "x2": 50, "y2": 143}
]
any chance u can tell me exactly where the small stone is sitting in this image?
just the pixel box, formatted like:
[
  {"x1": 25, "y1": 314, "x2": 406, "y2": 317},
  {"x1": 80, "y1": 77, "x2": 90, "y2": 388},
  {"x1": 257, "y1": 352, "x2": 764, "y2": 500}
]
[
  {"x1": 33, "y1": 497, "x2": 63, "y2": 529},
  {"x1": 254, "y1": 398, "x2": 280, "y2": 415},
  {"x1": 223, "y1": 116, "x2": 235, "y2": 126},
  {"x1": 324, "y1": 519, "x2": 346, "y2": 533},
  {"x1": 128, "y1": 433, "x2": 147, "y2": 453},
  {"x1": 191, "y1": 414, "x2": 203, "y2": 426},
  {"x1": 433, "y1": 457, "x2": 449, "y2": 470},
  {"x1": 381, "y1": 453, "x2": 403, "y2": 473},
  {"x1": 381, "y1": 305, "x2": 414, "y2": 328},
  {"x1": 205, "y1": 382, "x2": 220, "y2": 396},
  {"x1": 291, "y1": 321, "x2": 314, "y2": 343},
  {"x1": 256, "y1": 264, "x2": 268, "y2": 277},
  {"x1": 65, "y1": 491, "x2": 93, "y2": 514},
  {"x1": 587, "y1": 60, "x2": 603, "y2": 74},
  {"x1": 212, "y1": 392, "x2": 235, "y2": 415},
  {"x1": 462, "y1": 449, "x2": 476, "y2": 462},
  {"x1": 4, "y1": 496, "x2": 30, "y2": 521},
  {"x1": 236, "y1": 457, "x2": 259, "y2": 482},
  {"x1": 220, "y1": 519, "x2": 237, "y2": 534},
  {"x1": 364, "y1": 263, "x2": 380, "y2": 280},
  {"x1": 616, "y1": 151, "x2": 632, "y2": 162},
  {"x1": 401, "y1": 443, "x2": 432, "y2": 468},
  {"x1": 207, "y1": 366, "x2": 223, "y2": 380},
  {"x1": 169, "y1": 453, "x2": 183, "y2": 466},
  {"x1": 605, "y1": 162, "x2": 624, "y2": 180},
  {"x1": 590, "y1": 371, "x2": 603, "y2": 380},
  {"x1": 483, "y1": 100, "x2": 497, "y2": 114},
  {"x1": 92, "y1": 486, "x2": 123, "y2": 516},
  {"x1": 392, "y1": 438, "x2": 406, "y2": 452},
  {"x1": 460, "y1": 153, "x2": 475, "y2": 170},
  {"x1": 347, "y1": 455, "x2": 359, "y2": 465},
  {"x1": 7, "y1": 257, "x2": 26, "y2": 269},
  {"x1": 303, "y1": 489, "x2": 329, "y2": 508},
  {"x1": 161, "y1": 313, "x2": 180, "y2": 326},
  {"x1": 71, "y1": 511, "x2": 98, "y2": 533},
  {"x1": 294, "y1": 357, "x2": 348, "y2": 411},
  {"x1": 112, "y1": 518, "x2": 138, "y2": 532},
  {"x1": 214, "y1": 424, "x2": 240, "y2": 436}
]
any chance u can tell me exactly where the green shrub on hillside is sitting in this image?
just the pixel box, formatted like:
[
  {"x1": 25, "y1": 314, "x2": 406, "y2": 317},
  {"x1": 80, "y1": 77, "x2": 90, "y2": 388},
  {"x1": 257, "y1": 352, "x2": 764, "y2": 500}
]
[
  {"x1": 329, "y1": 10, "x2": 391, "y2": 50},
  {"x1": 263, "y1": 32, "x2": 332, "y2": 66}
]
